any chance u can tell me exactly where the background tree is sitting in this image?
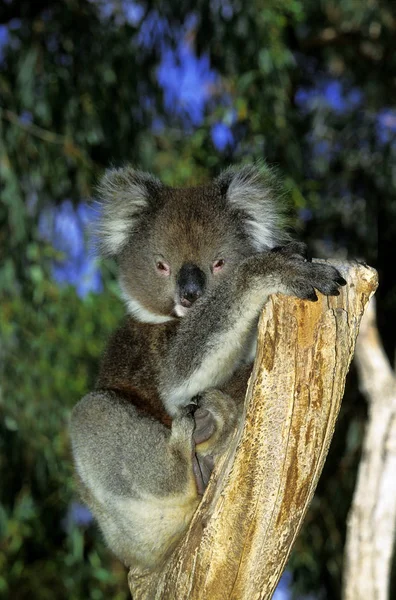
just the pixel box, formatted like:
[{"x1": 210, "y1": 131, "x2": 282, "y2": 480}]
[{"x1": 1, "y1": 1, "x2": 395, "y2": 598}]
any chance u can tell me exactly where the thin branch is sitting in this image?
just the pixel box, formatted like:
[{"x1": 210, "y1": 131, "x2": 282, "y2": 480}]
[
  {"x1": 0, "y1": 108, "x2": 94, "y2": 167},
  {"x1": 343, "y1": 298, "x2": 396, "y2": 600}
]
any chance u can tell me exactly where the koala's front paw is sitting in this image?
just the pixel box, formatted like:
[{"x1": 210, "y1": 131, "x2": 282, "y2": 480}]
[{"x1": 288, "y1": 262, "x2": 346, "y2": 302}]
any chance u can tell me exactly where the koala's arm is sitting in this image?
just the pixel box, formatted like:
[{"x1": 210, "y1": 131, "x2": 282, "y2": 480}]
[{"x1": 160, "y1": 244, "x2": 346, "y2": 415}]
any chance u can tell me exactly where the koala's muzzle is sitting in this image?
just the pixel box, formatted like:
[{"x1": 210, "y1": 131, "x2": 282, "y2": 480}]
[{"x1": 177, "y1": 263, "x2": 206, "y2": 307}]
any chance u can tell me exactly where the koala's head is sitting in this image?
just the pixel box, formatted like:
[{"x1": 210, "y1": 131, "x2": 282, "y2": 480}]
[{"x1": 95, "y1": 163, "x2": 289, "y2": 323}]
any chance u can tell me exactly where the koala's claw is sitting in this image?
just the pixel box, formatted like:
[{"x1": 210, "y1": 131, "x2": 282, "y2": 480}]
[
  {"x1": 193, "y1": 452, "x2": 214, "y2": 493},
  {"x1": 193, "y1": 408, "x2": 216, "y2": 445},
  {"x1": 192, "y1": 407, "x2": 217, "y2": 493},
  {"x1": 305, "y1": 288, "x2": 318, "y2": 302},
  {"x1": 292, "y1": 263, "x2": 346, "y2": 301}
]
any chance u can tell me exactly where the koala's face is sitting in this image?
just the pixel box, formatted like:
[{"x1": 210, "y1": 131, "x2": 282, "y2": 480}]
[
  {"x1": 119, "y1": 186, "x2": 253, "y2": 321},
  {"x1": 96, "y1": 165, "x2": 288, "y2": 323}
]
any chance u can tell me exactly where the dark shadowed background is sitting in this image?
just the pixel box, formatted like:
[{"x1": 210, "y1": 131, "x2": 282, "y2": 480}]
[{"x1": 1, "y1": 1, "x2": 395, "y2": 599}]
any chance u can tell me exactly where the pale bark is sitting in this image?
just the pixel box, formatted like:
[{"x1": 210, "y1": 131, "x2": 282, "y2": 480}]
[
  {"x1": 129, "y1": 261, "x2": 378, "y2": 600},
  {"x1": 343, "y1": 297, "x2": 396, "y2": 600}
]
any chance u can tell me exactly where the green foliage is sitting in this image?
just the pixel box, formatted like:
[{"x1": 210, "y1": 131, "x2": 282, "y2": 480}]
[{"x1": 0, "y1": 277, "x2": 126, "y2": 598}]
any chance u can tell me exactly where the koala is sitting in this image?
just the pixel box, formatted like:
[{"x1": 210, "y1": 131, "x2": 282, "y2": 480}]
[{"x1": 70, "y1": 163, "x2": 346, "y2": 570}]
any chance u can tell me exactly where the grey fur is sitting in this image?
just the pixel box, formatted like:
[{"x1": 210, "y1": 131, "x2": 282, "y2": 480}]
[
  {"x1": 94, "y1": 166, "x2": 164, "y2": 256},
  {"x1": 70, "y1": 164, "x2": 346, "y2": 570},
  {"x1": 216, "y1": 162, "x2": 291, "y2": 250}
]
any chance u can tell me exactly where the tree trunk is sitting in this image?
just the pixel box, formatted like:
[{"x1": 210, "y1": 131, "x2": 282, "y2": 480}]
[
  {"x1": 129, "y1": 261, "x2": 378, "y2": 600},
  {"x1": 343, "y1": 297, "x2": 396, "y2": 600}
]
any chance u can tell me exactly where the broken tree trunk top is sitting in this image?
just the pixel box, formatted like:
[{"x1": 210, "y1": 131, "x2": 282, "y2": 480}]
[{"x1": 129, "y1": 261, "x2": 378, "y2": 600}]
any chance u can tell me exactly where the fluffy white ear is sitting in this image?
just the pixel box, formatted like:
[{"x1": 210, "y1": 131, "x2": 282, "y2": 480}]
[
  {"x1": 95, "y1": 167, "x2": 163, "y2": 256},
  {"x1": 216, "y1": 163, "x2": 290, "y2": 250}
]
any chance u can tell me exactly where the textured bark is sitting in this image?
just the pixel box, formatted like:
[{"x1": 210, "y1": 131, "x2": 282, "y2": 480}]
[
  {"x1": 343, "y1": 298, "x2": 396, "y2": 600},
  {"x1": 129, "y1": 261, "x2": 378, "y2": 600}
]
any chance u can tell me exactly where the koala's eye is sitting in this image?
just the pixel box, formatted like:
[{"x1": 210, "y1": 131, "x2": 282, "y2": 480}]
[
  {"x1": 156, "y1": 260, "x2": 171, "y2": 276},
  {"x1": 212, "y1": 259, "x2": 225, "y2": 273}
]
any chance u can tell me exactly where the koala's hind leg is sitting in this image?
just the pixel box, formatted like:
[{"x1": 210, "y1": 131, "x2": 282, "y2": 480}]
[
  {"x1": 193, "y1": 364, "x2": 251, "y2": 452},
  {"x1": 70, "y1": 391, "x2": 200, "y2": 569},
  {"x1": 191, "y1": 388, "x2": 241, "y2": 487},
  {"x1": 193, "y1": 390, "x2": 239, "y2": 453}
]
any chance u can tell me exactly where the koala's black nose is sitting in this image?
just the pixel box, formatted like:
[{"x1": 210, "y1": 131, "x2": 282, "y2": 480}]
[{"x1": 177, "y1": 263, "x2": 206, "y2": 306}]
